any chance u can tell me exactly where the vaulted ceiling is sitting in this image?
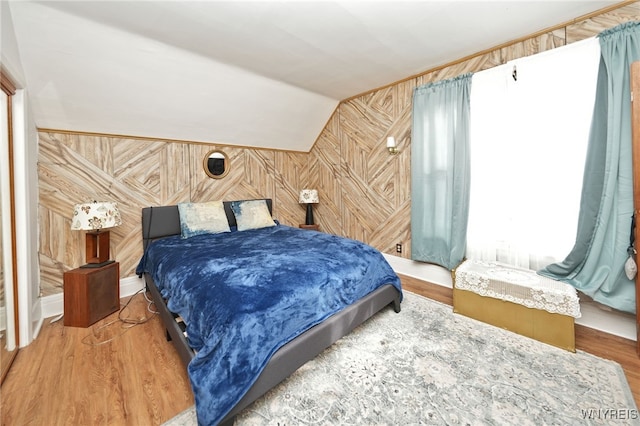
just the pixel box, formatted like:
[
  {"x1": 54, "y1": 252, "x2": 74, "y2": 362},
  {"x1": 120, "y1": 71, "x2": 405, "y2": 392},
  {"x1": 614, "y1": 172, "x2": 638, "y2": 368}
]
[{"x1": 4, "y1": 1, "x2": 619, "y2": 151}]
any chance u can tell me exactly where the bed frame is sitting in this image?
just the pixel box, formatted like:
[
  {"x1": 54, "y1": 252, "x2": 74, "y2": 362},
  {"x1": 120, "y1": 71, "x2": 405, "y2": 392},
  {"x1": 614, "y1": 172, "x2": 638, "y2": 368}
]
[{"x1": 140, "y1": 199, "x2": 402, "y2": 425}]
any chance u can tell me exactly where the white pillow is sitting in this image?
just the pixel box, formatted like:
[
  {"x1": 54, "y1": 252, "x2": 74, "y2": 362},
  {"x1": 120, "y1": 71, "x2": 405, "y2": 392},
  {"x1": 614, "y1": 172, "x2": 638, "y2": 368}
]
[
  {"x1": 178, "y1": 201, "x2": 231, "y2": 238},
  {"x1": 230, "y1": 200, "x2": 276, "y2": 231}
]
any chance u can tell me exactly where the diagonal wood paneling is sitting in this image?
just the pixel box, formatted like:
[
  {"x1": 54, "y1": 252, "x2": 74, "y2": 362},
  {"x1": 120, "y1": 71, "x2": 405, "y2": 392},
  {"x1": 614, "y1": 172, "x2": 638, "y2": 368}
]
[
  {"x1": 191, "y1": 145, "x2": 249, "y2": 201},
  {"x1": 36, "y1": 4, "x2": 637, "y2": 296},
  {"x1": 502, "y1": 30, "x2": 567, "y2": 63},
  {"x1": 274, "y1": 150, "x2": 309, "y2": 226},
  {"x1": 38, "y1": 132, "x2": 308, "y2": 296},
  {"x1": 309, "y1": 4, "x2": 637, "y2": 260},
  {"x1": 37, "y1": 135, "x2": 264, "y2": 295},
  {"x1": 566, "y1": 2, "x2": 640, "y2": 43},
  {"x1": 309, "y1": 111, "x2": 342, "y2": 236},
  {"x1": 334, "y1": 80, "x2": 414, "y2": 248}
]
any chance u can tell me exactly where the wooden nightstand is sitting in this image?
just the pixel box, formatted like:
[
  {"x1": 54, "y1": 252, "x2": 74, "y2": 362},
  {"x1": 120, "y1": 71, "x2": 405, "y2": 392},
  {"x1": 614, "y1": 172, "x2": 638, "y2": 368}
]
[
  {"x1": 63, "y1": 262, "x2": 120, "y2": 327},
  {"x1": 299, "y1": 224, "x2": 320, "y2": 231}
]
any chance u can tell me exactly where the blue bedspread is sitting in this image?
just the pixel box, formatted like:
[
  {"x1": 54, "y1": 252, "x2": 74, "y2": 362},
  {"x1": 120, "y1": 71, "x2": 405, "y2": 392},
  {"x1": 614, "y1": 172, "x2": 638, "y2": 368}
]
[{"x1": 136, "y1": 224, "x2": 402, "y2": 425}]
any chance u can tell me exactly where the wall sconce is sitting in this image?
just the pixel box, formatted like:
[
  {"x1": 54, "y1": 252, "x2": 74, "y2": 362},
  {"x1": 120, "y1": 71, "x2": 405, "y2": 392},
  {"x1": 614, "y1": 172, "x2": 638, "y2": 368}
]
[
  {"x1": 71, "y1": 201, "x2": 122, "y2": 268},
  {"x1": 386, "y1": 137, "x2": 398, "y2": 154}
]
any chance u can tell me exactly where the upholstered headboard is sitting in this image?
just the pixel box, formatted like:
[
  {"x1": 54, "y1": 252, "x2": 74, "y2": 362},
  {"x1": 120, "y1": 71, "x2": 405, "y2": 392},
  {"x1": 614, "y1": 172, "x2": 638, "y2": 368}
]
[{"x1": 141, "y1": 199, "x2": 273, "y2": 251}]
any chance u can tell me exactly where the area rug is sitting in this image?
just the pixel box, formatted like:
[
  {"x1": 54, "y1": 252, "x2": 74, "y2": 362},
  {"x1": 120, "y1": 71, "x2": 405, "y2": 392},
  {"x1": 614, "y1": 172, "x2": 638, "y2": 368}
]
[{"x1": 164, "y1": 292, "x2": 638, "y2": 425}]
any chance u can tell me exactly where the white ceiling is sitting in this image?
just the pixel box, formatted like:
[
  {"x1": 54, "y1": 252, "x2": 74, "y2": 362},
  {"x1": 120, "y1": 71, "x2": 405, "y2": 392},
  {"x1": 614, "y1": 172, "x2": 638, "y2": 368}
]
[{"x1": 5, "y1": 1, "x2": 619, "y2": 151}]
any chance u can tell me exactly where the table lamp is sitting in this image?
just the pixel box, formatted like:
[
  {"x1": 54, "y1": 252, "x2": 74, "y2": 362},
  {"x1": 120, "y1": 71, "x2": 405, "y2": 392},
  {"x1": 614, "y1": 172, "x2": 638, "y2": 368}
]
[
  {"x1": 71, "y1": 201, "x2": 122, "y2": 268},
  {"x1": 299, "y1": 189, "x2": 319, "y2": 225}
]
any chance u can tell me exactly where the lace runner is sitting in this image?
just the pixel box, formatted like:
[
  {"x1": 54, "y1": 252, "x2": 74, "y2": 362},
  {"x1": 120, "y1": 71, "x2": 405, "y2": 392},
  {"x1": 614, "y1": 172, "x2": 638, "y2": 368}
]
[{"x1": 455, "y1": 259, "x2": 581, "y2": 318}]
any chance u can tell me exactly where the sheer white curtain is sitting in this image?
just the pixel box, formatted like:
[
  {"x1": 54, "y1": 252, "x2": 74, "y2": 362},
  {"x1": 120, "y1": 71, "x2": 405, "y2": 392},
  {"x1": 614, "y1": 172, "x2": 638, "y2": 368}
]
[{"x1": 466, "y1": 38, "x2": 601, "y2": 270}]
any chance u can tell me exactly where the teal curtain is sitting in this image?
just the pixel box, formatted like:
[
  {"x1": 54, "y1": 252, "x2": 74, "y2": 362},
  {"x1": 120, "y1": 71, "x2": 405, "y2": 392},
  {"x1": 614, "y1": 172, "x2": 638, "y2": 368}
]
[
  {"x1": 540, "y1": 21, "x2": 640, "y2": 314},
  {"x1": 411, "y1": 74, "x2": 472, "y2": 270}
]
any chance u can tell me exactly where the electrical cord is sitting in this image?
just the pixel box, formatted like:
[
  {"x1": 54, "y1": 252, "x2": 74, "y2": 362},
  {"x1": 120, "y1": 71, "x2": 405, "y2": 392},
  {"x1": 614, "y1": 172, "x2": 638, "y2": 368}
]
[
  {"x1": 143, "y1": 289, "x2": 159, "y2": 315},
  {"x1": 118, "y1": 287, "x2": 157, "y2": 325},
  {"x1": 71, "y1": 288, "x2": 159, "y2": 346}
]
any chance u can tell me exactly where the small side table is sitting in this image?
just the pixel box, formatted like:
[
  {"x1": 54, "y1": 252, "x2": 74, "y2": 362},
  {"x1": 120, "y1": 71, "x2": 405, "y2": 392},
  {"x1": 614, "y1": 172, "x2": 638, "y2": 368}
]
[
  {"x1": 64, "y1": 262, "x2": 120, "y2": 327},
  {"x1": 299, "y1": 224, "x2": 320, "y2": 231}
]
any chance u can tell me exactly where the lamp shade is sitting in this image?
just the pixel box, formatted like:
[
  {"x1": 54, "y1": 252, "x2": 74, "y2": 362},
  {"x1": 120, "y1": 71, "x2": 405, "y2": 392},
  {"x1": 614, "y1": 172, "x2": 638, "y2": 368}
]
[
  {"x1": 386, "y1": 137, "x2": 396, "y2": 148},
  {"x1": 71, "y1": 201, "x2": 122, "y2": 231},
  {"x1": 299, "y1": 189, "x2": 319, "y2": 204}
]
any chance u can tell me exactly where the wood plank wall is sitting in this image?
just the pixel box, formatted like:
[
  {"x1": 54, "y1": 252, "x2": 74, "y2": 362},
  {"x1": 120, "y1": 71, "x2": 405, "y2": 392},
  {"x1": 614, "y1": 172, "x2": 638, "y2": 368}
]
[
  {"x1": 309, "y1": 1, "x2": 639, "y2": 257},
  {"x1": 37, "y1": 135, "x2": 308, "y2": 296},
  {"x1": 37, "y1": 2, "x2": 640, "y2": 297}
]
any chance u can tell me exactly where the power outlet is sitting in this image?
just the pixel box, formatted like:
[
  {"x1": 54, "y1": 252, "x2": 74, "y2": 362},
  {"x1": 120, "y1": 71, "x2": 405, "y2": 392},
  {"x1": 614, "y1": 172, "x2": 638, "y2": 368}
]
[{"x1": 396, "y1": 243, "x2": 402, "y2": 253}]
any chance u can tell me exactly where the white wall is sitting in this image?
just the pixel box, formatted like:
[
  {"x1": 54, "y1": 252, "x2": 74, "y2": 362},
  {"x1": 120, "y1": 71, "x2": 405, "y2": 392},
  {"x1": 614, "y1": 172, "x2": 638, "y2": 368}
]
[{"x1": 2, "y1": 1, "x2": 43, "y2": 346}]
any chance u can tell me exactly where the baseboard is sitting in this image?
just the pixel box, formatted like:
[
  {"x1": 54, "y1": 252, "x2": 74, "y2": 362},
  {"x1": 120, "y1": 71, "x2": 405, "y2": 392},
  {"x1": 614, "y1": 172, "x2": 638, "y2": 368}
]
[
  {"x1": 40, "y1": 275, "x2": 145, "y2": 319},
  {"x1": 39, "y1": 259, "x2": 636, "y2": 342},
  {"x1": 383, "y1": 254, "x2": 453, "y2": 288},
  {"x1": 30, "y1": 300, "x2": 44, "y2": 345},
  {"x1": 383, "y1": 254, "x2": 637, "y2": 342}
]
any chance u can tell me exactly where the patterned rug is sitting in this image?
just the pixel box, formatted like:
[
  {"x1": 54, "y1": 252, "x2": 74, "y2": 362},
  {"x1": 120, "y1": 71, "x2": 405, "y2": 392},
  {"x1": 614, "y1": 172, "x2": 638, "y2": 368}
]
[{"x1": 164, "y1": 292, "x2": 638, "y2": 425}]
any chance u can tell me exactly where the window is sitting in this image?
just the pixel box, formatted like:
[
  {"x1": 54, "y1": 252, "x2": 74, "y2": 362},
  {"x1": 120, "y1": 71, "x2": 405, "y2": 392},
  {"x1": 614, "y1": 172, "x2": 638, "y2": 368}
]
[{"x1": 466, "y1": 38, "x2": 601, "y2": 270}]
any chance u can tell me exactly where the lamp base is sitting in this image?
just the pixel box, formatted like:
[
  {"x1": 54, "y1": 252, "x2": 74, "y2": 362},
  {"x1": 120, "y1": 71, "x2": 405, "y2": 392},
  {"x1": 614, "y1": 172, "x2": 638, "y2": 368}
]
[
  {"x1": 85, "y1": 230, "x2": 111, "y2": 265},
  {"x1": 305, "y1": 204, "x2": 315, "y2": 226},
  {"x1": 80, "y1": 260, "x2": 115, "y2": 269}
]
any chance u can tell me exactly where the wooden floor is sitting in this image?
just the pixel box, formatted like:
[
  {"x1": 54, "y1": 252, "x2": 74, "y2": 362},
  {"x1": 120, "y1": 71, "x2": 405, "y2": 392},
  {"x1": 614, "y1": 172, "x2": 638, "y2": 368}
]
[
  {"x1": 1, "y1": 293, "x2": 194, "y2": 425},
  {"x1": 1, "y1": 275, "x2": 638, "y2": 425},
  {"x1": 0, "y1": 334, "x2": 15, "y2": 384}
]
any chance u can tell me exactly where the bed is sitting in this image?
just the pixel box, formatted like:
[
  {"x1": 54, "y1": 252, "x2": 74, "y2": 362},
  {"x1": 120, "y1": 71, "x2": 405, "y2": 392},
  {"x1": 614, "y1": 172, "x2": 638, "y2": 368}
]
[{"x1": 135, "y1": 199, "x2": 402, "y2": 425}]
